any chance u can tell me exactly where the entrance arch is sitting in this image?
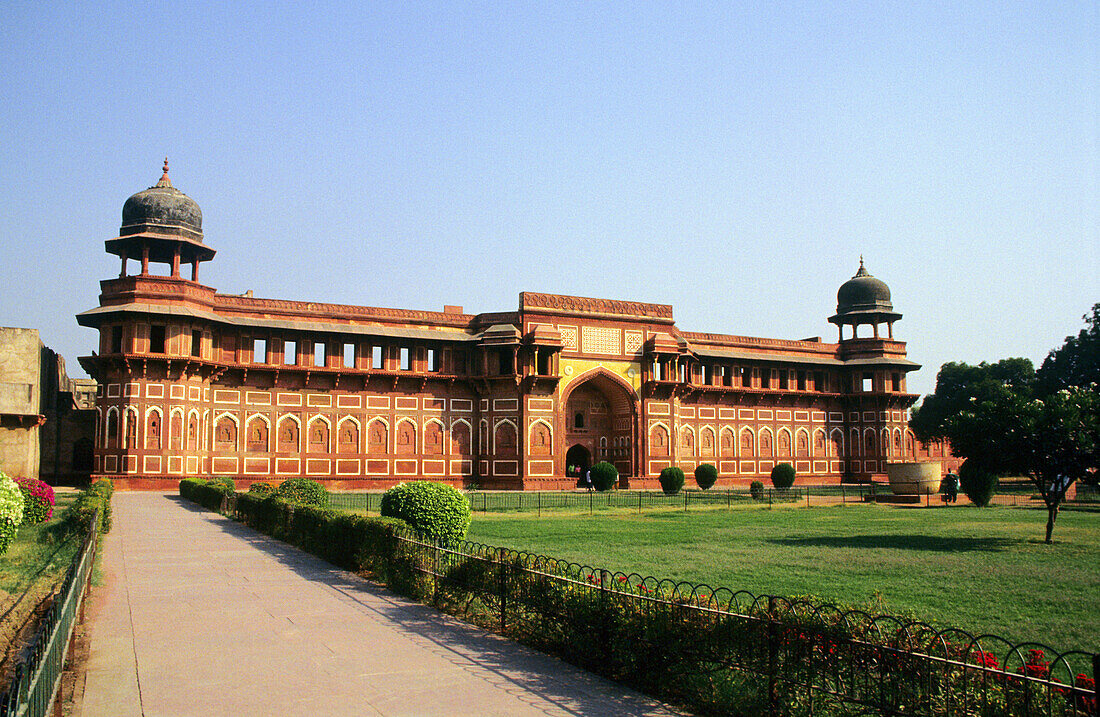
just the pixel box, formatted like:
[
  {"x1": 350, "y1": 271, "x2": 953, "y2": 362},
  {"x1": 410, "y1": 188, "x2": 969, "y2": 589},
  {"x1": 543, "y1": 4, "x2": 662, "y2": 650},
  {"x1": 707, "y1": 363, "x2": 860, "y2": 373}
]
[
  {"x1": 565, "y1": 444, "x2": 590, "y2": 486},
  {"x1": 561, "y1": 368, "x2": 638, "y2": 481}
]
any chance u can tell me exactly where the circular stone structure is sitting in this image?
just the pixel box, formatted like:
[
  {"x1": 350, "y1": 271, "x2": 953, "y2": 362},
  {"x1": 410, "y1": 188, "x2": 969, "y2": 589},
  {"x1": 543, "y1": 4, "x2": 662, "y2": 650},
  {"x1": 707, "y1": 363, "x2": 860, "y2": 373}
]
[
  {"x1": 120, "y1": 159, "x2": 203, "y2": 237},
  {"x1": 886, "y1": 461, "x2": 942, "y2": 495}
]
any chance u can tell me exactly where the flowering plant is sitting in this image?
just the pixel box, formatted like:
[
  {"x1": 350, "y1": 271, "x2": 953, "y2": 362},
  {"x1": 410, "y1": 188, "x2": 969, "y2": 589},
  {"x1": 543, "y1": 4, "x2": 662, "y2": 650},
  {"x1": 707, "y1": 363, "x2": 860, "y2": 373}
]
[
  {"x1": 14, "y1": 476, "x2": 54, "y2": 524},
  {"x1": 0, "y1": 473, "x2": 25, "y2": 554}
]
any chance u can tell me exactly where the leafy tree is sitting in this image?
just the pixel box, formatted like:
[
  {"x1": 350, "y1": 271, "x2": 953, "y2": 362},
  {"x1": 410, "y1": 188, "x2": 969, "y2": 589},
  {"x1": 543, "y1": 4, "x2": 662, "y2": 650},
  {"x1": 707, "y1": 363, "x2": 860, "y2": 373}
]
[
  {"x1": 912, "y1": 308, "x2": 1100, "y2": 543},
  {"x1": 1037, "y1": 303, "x2": 1100, "y2": 394}
]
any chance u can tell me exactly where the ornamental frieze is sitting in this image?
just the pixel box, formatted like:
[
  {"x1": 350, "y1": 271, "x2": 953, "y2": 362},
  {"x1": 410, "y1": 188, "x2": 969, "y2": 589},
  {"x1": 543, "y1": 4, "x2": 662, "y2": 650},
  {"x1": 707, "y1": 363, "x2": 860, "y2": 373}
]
[{"x1": 521, "y1": 292, "x2": 673, "y2": 320}]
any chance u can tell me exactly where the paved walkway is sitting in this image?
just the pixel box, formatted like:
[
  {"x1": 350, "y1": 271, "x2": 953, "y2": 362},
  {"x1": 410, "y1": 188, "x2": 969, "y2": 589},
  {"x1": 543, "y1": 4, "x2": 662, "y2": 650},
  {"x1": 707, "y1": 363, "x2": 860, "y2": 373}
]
[{"x1": 79, "y1": 493, "x2": 683, "y2": 717}]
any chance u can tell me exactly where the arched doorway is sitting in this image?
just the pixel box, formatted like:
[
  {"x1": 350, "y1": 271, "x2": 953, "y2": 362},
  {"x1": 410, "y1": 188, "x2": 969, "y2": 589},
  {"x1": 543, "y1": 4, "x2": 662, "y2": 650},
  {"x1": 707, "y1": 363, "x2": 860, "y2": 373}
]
[
  {"x1": 565, "y1": 444, "x2": 590, "y2": 486},
  {"x1": 562, "y1": 370, "x2": 637, "y2": 481}
]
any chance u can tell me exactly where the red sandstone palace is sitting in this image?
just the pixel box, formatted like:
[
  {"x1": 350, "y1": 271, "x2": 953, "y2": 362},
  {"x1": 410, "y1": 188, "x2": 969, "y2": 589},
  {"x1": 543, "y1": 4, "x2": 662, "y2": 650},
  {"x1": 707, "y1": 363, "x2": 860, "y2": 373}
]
[{"x1": 78, "y1": 164, "x2": 952, "y2": 490}]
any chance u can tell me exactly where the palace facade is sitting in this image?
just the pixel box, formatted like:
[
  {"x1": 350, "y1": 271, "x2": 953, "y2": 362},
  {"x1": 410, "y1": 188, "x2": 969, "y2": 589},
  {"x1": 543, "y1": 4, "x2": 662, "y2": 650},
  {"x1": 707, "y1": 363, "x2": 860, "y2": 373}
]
[{"x1": 78, "y1": 165, "x2": 951, "y2": 490}]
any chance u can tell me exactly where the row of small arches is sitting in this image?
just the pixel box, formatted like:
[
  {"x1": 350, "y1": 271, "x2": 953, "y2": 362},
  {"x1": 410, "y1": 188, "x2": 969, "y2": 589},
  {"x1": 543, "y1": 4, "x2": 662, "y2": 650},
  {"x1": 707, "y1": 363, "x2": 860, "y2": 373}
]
[{"x1": 648, "y1": 424, "x2": 920, "y2": 459}]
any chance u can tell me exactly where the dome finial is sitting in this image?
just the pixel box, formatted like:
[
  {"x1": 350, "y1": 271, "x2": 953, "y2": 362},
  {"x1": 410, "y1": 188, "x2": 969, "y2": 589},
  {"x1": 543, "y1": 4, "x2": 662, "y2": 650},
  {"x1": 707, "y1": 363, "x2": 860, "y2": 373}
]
[
  {"x1": 157, "y1": 157, "x2": 172, "y2": 188},
  {"x1": 854, "y1": 255, "x2": 869, "y2": 277}
]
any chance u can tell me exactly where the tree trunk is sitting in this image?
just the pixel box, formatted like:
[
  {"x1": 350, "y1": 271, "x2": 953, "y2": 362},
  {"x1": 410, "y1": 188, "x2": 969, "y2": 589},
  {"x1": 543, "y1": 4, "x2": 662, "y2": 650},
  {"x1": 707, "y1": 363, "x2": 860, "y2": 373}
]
[{"x1": 1045, "y1": 504, "x2": 1058, "y2": 544}]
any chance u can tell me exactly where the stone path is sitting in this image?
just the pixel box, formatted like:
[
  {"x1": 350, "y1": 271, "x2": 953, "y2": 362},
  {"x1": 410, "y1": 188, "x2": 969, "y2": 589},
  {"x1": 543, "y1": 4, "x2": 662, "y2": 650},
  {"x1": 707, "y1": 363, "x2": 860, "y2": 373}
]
[{"x1": 78, "y1": 493, "x2": 683, "y2": 716}]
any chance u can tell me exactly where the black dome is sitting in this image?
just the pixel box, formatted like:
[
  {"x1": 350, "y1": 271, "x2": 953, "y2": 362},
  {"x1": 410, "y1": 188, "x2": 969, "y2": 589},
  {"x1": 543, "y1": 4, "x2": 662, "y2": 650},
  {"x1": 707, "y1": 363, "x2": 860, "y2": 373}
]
[
  {"x1": 121, "y1": 161, "x2": 202, "y2": 236},
  {"x1": 836, "y1": 259, "x2": 893, "y2": 314}
]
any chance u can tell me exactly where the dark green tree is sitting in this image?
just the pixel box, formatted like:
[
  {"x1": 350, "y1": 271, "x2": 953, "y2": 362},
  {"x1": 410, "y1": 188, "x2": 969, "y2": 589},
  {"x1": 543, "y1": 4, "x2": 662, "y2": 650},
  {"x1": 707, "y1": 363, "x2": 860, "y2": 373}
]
[
  {"x1": 911, "y1": 308, "x2": 1100, "y2": 543},
  {"x1": 1037, "y1": 303, "x2": 1100, "y2": 394}
]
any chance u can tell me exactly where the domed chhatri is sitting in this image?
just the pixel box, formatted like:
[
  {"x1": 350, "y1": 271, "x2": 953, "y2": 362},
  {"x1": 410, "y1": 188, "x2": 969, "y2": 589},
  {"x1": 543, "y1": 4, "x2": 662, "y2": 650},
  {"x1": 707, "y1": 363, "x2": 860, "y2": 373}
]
[
  {"x1": 836, "y1": 256, "x2": 893, "y2": 314},
  {"x1": 829, "y1": 257, "x2": 902, "y2": 341},
  {"x1": 105, "y1": 160, "x2": 215, "y2": 280},
  {"x1": 120, "y1": 159, "x2": 203, "y2": 239}
]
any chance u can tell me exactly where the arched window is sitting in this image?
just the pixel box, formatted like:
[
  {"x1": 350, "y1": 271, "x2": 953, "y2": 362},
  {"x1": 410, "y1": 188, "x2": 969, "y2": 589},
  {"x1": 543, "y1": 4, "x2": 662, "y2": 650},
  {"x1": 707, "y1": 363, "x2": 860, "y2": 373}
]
[
  {"x1": 530, "y1": 422, "x2": 552, "y2": 457},
  {"x1": 574, "y1": 412, "x2": 585, "y2": 430},
  {"x1": 759, "y1": 429, "x2": 773, "y2": 457},
  {"x1": 146, "y1": 411, "x2": 161, "y2": 449},
  {"x1": 813, "y1": 430, "x2": 826, "y2": 456},
  {"x1": 451, "y1": 421, "x2": 471, "y2": 456},
  {"x1": 830, "y1": 430, "x2": 843, "y2": 458},
  {"x1": 106, "y1": 410, "x2": 119, "y2": 448},
  {"x1": 777, "y1": 430, "x2": 791, "y2": 457},
  {"x1": 187, "y1": 413, "x2": 199, "y2": 450},
  {"x1": 720, "y1": 427, "x2": 735, "y2": 456},
  {"x1": 864, "y1": 430, "x2": 876, "y2": 455},
  {"x1": 424, "y1": 421, "x2": 444, "y2": 455},
  {"x1": 396, "y1": 421, "x2": 416, "y2": 455},
  {"x1": 170, "y1": 411, "x2": 183, "y2": 450},
  {"x1": 215, "y1": 415, "x2": 237, "y2": 450},
  {"x1": 495, "y1": 422, "x2": 517, "y2": 456},
  {"x1": 740, "y1": 429, "x2": 754, "y2": 455},
  {"x1": 341, "y1": 420, "x2": 362, "y2": 454},
  {"x1": 650, "y1": 425, "x2": 669, "y2": 457},
  {"x1": 796, "y1": 430, "x2": 809, "y2": 457},
  {"x1": 700, "y1": 427, "x2": 715, "y2": 457},
  {"x1": 277, "y1": 418, "x2": 299, "y2": 452},
  {"x1": 680, "y1": 427, "x2": 695, "y2": 455},
  {"x1": 246, "y1": 416, "x2": 268, "y2": 452},
  {"x1": 124, "y1": 409, "x2": 137, "y2": 449},
  {"x1": 307, "y1": 419, "x2": 329, "y2": 453}
]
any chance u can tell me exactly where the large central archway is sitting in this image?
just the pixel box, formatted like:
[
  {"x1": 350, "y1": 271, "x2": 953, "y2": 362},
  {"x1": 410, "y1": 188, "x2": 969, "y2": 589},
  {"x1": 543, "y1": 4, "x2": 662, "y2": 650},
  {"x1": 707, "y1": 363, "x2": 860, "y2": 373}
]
[{"x1": 561, "y1": 369, "x2": 638, "y2": 480}]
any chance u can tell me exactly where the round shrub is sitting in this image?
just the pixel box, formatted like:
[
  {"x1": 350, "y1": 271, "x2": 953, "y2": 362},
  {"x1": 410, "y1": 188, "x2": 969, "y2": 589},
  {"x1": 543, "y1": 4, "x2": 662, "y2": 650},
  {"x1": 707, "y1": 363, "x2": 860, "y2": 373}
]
[
  {"x1": 958, "y1": 459, "x2": 998, "y2": 507},
  {"x1": 694, "y1": 463, "x2": 718, "y2": 490},
  {"x1": 380, "y1": 481, "x2": 471, "y2": 545},
  {"x1": 249, "y1": 481, "x2": 275, "y2": 497},
  {"x1": 658, "y1": 467, "x2": 685, "y2": 495},
  {"x1": 0, "y1": 474, "x2": 24, "y2": 555},
  {"x1": 591, "y1": 461, "x2": 618, "y2": 492},
  {"x1": 771, "y1": 462, "x2": 796, "y2": 489},
  {"x1": 750, "y1": 480, "x2": 765, "y2": 500},
  {"x1": 14, "y1": 477, "x2": 53, "y2": 524},
  {"x1": 275, "y1": 478, "x2": 328, "y2": 507}
]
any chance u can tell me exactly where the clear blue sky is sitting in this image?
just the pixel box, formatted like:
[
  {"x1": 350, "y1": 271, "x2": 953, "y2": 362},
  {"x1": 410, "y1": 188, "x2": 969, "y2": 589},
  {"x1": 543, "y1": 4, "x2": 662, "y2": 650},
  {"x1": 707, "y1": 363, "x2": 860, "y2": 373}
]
[{"x1": 1, "y1": 2, "x2": 1096, "y2": 398}]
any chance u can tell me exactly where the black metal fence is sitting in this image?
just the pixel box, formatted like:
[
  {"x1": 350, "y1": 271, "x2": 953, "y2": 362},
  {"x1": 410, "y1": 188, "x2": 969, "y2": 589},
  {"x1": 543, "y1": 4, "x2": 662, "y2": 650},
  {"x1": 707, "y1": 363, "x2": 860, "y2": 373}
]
[
  {"x1": 402, "y1": 533, "x2": 1098, "y2": 716},
  {"x1": 0, "y1": 510, "x2": 99, "y2": 717}
]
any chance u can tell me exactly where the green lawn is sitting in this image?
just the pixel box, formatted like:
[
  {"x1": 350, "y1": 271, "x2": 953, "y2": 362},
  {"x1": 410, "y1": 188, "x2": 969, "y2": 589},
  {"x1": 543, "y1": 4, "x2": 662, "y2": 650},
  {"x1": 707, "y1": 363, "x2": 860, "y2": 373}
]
[
  {"x1": 0, "y1": 493, "x2": 81, "y2": 654},
  {"x1": 465, "y1": 503, "x2": 1100, "y2": 654}
]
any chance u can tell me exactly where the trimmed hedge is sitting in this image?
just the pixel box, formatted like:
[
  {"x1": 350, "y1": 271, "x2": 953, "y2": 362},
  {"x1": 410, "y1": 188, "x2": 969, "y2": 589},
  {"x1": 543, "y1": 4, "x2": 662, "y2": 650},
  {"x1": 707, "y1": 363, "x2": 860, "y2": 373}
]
[
  {"x1": 380, "y1": 481, "x2": 471, "y2": 545},
  {"x1": 0, "y1": 474, "x2": 24, "y2": 554},
  {"x1": 750, "y1": 480, "x2": 765, "y2": 500},
  {"x1": 770, "y1": 463, "x2": 796, "y2": 489},
  {"x1": 591, "y1": 461, "x2": 618, "y2": 492},
  {"x1": 694, "y1": 463, "x2": 718, "y2": 490},
  {"x1": 179, "y1": 478, "x2": 232, "y2": 512},
  {"x1": 248, "y1": 481, "x2": 275, "y2": 496},
  {"x1": 958, "y1": 459, "x2": 999, "y2": 507},
  {"x1": 275, "y1": 478, "x2": 328, "y2": 507},
  {"x1": 658, "y1": 467, "x2": 685, "y2": 495},
  {"x1": 54, "y1": 478, "x2": 114, "y2": 539},
  {"x1": 14, "y1": 476, "x2": 54, "y2": 524}
]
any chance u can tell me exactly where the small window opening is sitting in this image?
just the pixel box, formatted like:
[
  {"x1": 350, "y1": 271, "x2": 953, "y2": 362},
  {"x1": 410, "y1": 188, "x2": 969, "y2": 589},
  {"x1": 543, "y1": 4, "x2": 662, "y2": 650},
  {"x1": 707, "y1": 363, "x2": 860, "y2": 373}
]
[
  {"x1": 741, "y1": 367, "x2": 752, "y2": 388},
  {"x1": 149, "y1": 325, "x2": 166, "y2": 354},
  {"x1": 891, "y1": 373, "x2": 901, "y2": 392},
  {"x1": 400, "y1": 347, "x2": 411, "y2": 370},
  {"x1": 779, "y1": 370, "x2": 789, "y2": 390},
  {"x1": 814, "y1": 371, "x2": 825, "y2": 392},
  {"x1": 191, "y1": 329, "x2": 202, "y2": 357},
  {"x1": 537, "y1": 351, "x2": 551, "y2": 375},
  {"x1": 760, "y1": 368, "x2": 771, "y2": 389},
  {"x1": 678, "y1": 363, "x2": 686, "y2": 382},
  {"x1": 343, "y1": 343, "x2": 355, "y2": 368},
  {"x1": 862, "y1": 373, "x2": 874, "y2": 392},
  {"x1": 497, "y1": 349, "x2": 511, "y2": 375},
  {"x1": 313, "y1": 342, "x2": 326, "y2": 367},
  {"x1": 284, "y1": 340, "x2": 297, "y2": 365},
  {"x1": 652, "y1": 360, "x2": 663, "y2": 381},
  {"x1": 371, "y1": 345, "x2": 382, "y2": 369},
  {"x1": 110, "y1": 326, "x2": 123, "y2": 354},
  {"x1": 797, "y1": 371, "x2": 807, "y2": 391},
  {"x1": 574, "y1": 412, "x2": 585, "y2": 429},
  {"x1": 427, "y1": 348, "x2": 437, "y2": 372}
]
